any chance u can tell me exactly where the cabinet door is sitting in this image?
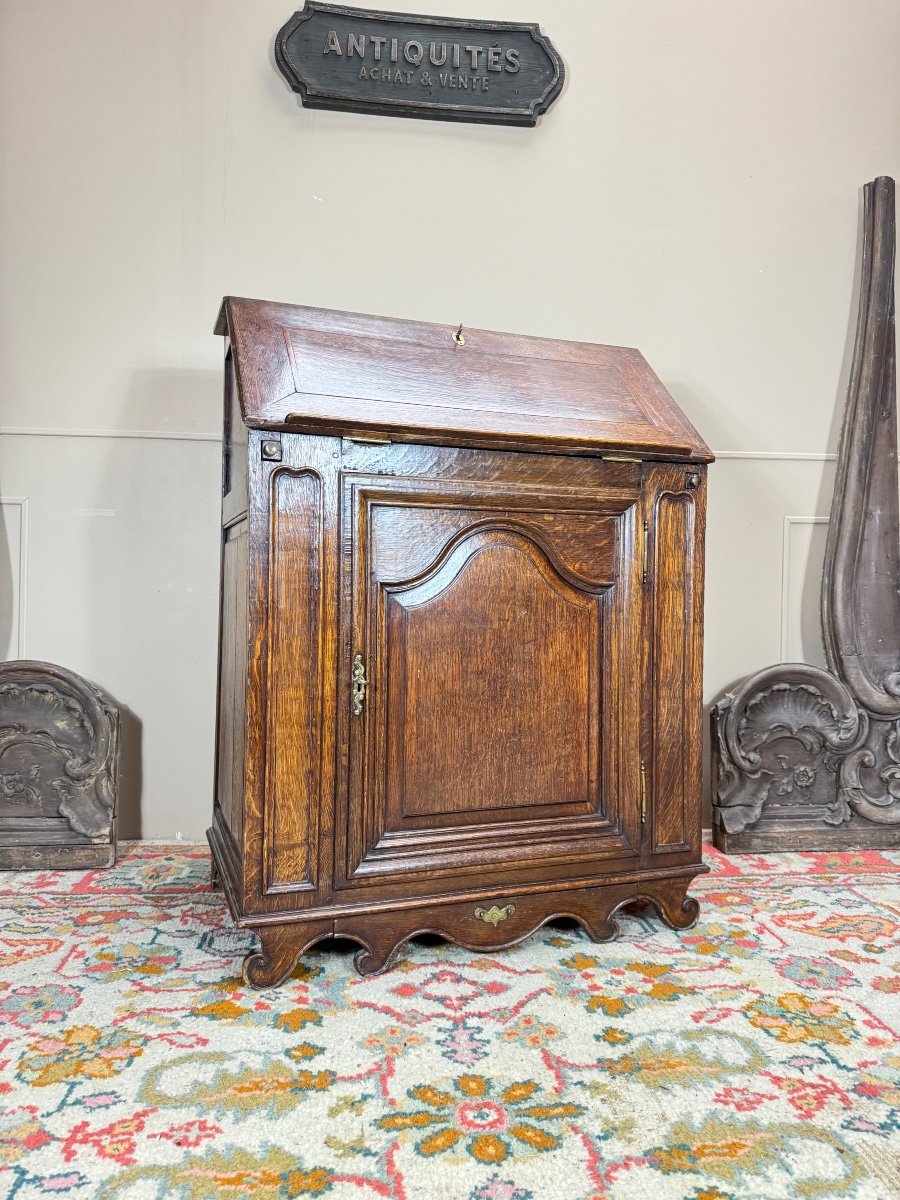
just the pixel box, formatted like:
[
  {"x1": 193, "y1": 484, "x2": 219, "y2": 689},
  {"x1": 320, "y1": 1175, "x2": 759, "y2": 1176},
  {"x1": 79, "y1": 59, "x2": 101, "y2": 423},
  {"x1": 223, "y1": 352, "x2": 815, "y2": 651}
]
[{"x1": 337, "y1": 466, "x2": 644, "y2": 892}]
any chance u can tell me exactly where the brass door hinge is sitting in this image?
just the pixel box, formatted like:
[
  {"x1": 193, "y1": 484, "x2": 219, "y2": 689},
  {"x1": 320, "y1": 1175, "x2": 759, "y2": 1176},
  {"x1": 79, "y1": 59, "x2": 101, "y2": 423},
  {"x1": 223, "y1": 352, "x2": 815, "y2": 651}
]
[
  {"x1": 351, "y1": 654, "x2": 367, "y2": 716},
  {"x1": 642, "y1": 521, "x2": 650, "y2": 585},
  {"x1": 342, "y1": 433, "x2": 392, "y2": 448},
  {"x1": 640, "y1": 760, "x2": 647, "y2": 824}
]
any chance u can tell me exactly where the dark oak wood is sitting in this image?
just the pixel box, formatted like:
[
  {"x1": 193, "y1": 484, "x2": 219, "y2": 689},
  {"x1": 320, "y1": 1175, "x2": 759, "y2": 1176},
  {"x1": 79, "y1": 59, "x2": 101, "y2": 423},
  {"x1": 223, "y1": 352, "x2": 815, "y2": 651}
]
[
  {"x1": 209, "y1": 298, "x2": 711, "y2": 984},
  {"x1": 0, "y1": 661, "x2": 119, "y2": 870},
  {"x1": 333, "y1": 876, "x2": 699, "y2": 980},
  {"x1": 712, "y1": 177, "x2": 900, "y2": 853},
  {"x1": 239, "y1": 876, "x2": 700, "y2": 987}
]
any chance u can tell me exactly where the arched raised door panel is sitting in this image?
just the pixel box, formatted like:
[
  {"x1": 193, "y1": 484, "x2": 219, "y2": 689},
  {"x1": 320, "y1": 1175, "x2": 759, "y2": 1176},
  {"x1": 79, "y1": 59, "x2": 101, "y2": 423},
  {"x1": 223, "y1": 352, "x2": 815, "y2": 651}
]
[{"x1": 337, "y1": 475, "x2": 644, "y2": 892}]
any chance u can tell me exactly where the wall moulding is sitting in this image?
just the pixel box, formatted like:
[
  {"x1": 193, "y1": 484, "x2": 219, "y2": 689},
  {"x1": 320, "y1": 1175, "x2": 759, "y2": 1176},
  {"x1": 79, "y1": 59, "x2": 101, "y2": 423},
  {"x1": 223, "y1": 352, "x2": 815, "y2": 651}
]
[
  {"x1": 0, "y1": 427, "x2": 221, "y2": 443},
  {"x1": 780, "y1": 516, "x2": 829, "y2": 665},
  {"x1": 714, "y1": 451, "x2": 837, "y2": 462},
  {"x1": 0, "y1": 497, "x2": 28, "y2": 660}
]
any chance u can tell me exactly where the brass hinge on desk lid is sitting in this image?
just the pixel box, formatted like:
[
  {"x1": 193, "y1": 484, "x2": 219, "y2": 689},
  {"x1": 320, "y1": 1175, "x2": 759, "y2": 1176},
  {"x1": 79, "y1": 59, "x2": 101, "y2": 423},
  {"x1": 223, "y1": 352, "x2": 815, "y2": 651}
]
[
  {"x1": 640, "y1": 760, "x2": 647, "y2": 824},
  {"x1": 351, "y1": 654, "x2": 367, "y2": 716},
  {"x1": 642, "y1": 521, "x2": 650, "y2": 585},
  {"x1": 342, "y1": 433, "x2": 392, "y2": 447}
]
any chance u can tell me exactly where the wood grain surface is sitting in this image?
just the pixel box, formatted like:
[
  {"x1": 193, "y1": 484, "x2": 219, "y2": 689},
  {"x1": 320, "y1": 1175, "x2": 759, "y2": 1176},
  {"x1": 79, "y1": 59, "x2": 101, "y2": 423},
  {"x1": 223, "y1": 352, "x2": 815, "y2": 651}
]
[{"x1": 214, "y1": 298, "x2": 712, "y2": 462}]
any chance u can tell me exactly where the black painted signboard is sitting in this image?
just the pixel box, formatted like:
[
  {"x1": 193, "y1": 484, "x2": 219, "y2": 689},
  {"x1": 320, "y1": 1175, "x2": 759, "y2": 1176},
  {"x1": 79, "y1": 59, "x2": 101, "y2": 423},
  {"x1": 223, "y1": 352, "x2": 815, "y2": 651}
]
[{"x1": 275, "y1": 2, "x2": 564, "y2": 126}]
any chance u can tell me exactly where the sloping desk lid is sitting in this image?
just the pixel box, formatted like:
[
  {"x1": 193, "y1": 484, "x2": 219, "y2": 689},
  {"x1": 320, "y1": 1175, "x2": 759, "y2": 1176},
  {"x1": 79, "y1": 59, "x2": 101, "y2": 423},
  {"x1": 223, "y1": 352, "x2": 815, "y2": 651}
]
[{"x1": 215, "y1": 297, "x2": 712, "y2": 462}]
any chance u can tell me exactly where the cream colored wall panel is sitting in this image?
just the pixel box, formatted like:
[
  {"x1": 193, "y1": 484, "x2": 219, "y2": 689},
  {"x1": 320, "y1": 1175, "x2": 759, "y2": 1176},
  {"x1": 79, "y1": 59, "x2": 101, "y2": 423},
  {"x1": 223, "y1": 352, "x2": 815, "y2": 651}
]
[{"x1": 0, "y1": 433, "x2": 221, "y2": 840}]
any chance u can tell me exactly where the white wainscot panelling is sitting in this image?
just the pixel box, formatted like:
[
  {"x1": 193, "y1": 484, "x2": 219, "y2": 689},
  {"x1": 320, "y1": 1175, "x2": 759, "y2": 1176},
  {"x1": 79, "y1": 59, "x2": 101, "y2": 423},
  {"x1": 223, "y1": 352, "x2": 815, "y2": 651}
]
[
  {"x1": 0, "y1": 496, "x2": 28, "y2": 660},
  {"x1": 704, "y1": 454, "x2": 834, "y2": 705},
  {"x1": 781, "y1": 517, "x2": 829, "y2": 668}
]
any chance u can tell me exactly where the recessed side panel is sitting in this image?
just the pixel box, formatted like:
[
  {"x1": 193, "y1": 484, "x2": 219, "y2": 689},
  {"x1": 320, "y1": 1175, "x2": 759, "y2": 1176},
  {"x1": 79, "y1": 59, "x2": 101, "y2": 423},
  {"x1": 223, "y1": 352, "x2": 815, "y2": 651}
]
[
  {"x1": 647, "y1": 466, "x2": 706, "y2": 856},
  {"x1": 264, "y1": 469, "x2": 324, "y2": 891}
]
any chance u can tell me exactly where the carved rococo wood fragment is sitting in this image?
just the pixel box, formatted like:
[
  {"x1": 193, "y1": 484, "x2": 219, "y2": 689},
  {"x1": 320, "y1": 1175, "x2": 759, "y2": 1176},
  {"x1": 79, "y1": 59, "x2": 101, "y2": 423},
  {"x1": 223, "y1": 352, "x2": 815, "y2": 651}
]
[
  {"x1": 712, "y1": 177, "x2": 900, "y2": 852},
  {"x1": 0, "y1": 660, "x2": 119, "y2": 869}
]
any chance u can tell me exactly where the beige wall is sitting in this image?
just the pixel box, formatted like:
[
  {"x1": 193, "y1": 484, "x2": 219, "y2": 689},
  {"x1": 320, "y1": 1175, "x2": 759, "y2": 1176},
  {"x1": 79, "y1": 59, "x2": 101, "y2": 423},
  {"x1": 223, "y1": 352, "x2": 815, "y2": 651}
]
[{"x1": 1, "y1": 1, "x2": 898, "y2": 838}]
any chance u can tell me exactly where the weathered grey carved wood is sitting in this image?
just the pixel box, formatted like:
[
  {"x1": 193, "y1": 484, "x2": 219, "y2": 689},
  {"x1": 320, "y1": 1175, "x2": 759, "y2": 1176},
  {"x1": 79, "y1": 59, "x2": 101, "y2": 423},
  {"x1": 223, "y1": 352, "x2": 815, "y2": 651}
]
[
  {"x1": 823, "y1": 176, "x2": 900, "y2": 716},
  {"x1": 713, "y1": 177, "x2": 900, "y2": 852},
  {"x1": 0, "y1": 660, "x2": 119, "y2": 869}
]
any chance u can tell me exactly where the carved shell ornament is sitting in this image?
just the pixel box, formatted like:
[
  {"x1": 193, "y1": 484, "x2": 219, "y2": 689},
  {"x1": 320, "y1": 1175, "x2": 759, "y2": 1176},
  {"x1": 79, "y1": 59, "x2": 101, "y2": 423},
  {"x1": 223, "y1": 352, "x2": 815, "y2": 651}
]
[
  {"x1": 714, "y1": 665, "x2": 868, "y2": 835},
  {"x1": 736, "y1": 678, "x2": 867, "y2": 764},
  {"x1": 722, "y1": 665, "x2": 867, "y2": 778},
  {"x1": 713, "y1": 177, "x2": 900, "y2": 845}
]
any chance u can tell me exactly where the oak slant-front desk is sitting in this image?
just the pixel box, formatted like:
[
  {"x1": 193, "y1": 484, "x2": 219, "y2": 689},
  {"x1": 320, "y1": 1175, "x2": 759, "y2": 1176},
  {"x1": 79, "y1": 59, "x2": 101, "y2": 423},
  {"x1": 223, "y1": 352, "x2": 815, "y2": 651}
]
[{"x1": 208, "y1": 297, "x2": 713, "y2": 987}]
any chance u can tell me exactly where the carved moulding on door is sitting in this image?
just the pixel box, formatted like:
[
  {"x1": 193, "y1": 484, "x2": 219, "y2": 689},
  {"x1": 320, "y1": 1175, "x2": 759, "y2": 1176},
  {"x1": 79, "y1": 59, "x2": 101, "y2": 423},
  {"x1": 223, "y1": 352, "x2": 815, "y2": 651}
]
[
  {"x1": 712, "y1": 176, "x2": 900, "y2": 852},
  {"x1": 0, "y1": 660, "x2": 119, "y2": 869}
]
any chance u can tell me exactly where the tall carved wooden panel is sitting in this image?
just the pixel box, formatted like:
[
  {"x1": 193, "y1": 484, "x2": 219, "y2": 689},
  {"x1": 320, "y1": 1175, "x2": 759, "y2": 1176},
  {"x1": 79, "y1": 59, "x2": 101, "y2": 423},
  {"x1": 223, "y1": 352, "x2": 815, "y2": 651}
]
[
  {"x1": 208, "y1": 298, "x2": 712, "y2": 985},
  {"x1": 712, "y1": 177, "x2": 900, "y2": 852}
]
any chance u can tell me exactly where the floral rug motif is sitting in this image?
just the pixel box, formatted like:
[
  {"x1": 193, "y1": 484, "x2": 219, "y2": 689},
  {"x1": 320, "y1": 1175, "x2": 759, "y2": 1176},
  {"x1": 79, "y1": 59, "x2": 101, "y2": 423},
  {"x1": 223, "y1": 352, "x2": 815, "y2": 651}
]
[{"x1": 1, "y1": 843, "x2": 899, "y2": 1199}]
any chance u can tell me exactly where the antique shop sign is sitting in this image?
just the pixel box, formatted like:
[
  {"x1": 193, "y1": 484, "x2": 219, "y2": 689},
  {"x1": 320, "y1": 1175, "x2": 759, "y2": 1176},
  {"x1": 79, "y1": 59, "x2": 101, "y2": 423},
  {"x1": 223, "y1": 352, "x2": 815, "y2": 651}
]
[{"x1": 275, "y1": 2, "x2": 564, "y2": 126}]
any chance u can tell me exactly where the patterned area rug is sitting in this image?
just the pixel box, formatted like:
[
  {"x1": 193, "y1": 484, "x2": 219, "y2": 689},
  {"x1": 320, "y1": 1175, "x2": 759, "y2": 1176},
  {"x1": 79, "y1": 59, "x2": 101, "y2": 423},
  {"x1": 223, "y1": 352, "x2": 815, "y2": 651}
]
[{"x1": 0, "y1": 844, "x2": 898, "y2": 1200}]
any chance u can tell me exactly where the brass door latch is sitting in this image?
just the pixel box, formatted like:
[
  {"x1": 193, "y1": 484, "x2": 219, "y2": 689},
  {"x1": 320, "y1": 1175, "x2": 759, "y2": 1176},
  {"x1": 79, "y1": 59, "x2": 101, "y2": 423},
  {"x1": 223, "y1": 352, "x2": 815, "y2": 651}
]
[{"x1": 351, "y1": 654, "x2": 367, "y2": 717}]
